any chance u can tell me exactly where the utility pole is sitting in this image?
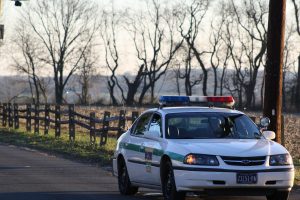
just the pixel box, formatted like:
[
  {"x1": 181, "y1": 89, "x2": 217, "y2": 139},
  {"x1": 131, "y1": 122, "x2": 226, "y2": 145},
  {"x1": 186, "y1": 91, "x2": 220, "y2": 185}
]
[
  {"x1": 263, "y1": 0, "x2": 286, "y2": 144},
  {"x1": 0, "y1": 0, "x2": 3, "y2": 40}
]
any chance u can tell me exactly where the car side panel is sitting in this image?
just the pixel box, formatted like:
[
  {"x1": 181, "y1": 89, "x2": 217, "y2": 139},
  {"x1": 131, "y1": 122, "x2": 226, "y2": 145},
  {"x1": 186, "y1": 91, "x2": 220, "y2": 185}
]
[
  {"x1": 124, "y1": 135, "x2": 146, "y2": 183},
  {"x1": 142, "y1": 139, "x2": 164, "y2": 186}
]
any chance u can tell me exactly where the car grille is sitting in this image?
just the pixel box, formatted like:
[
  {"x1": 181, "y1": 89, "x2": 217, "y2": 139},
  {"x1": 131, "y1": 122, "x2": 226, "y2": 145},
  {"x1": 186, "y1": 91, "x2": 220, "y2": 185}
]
[{"x1": 221, "y1": 156, "x2": 266, "y2": 166}]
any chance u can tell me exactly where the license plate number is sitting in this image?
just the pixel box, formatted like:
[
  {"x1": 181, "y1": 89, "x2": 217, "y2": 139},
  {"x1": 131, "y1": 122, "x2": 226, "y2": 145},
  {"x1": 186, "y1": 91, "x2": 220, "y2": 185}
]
[{"x1": 236, "y1": 173, "x2": 257, "y2": 184}]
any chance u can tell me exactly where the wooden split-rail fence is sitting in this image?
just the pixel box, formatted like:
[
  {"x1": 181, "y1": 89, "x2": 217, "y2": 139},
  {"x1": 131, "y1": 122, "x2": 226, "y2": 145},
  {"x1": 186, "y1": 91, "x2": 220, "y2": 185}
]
[{"x1": 0, "y1": 103, "x2": 139, "y2": 146}]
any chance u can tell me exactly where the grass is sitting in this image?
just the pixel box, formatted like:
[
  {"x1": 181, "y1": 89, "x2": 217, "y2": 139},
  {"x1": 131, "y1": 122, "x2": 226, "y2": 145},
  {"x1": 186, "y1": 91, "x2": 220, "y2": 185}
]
[
  {"x1": 0, "y1": 127, "x2": 117, "y2": 166},
  {"x1": 294, "y1": 160, "x2": 300, "y2": 186}
]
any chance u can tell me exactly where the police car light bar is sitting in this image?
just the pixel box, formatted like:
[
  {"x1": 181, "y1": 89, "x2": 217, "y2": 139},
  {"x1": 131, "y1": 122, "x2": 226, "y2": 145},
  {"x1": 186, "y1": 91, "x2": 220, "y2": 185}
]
[{"x1": 159, "y1": 96, "x2": 235, "y2": 108}]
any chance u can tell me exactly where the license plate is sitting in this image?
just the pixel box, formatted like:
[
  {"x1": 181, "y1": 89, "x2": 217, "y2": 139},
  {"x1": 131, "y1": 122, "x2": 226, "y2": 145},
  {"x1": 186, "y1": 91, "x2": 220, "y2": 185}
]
[{"x1": 236, "y1": 173, "x2": 257, "y2": 184}]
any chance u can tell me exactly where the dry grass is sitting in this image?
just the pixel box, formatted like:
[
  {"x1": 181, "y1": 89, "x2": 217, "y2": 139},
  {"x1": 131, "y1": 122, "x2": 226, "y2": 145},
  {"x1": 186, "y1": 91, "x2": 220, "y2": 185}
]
[
  {"x1": 282, "y1": 114, "x2": 300, "y2": 160},
  {"x1": 295, "y1": 160, "x2": 300, "y2": 186}
]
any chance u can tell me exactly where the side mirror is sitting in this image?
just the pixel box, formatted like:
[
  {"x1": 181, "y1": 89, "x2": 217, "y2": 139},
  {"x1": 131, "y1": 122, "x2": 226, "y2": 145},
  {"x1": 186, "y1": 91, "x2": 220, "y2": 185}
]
[
  {"x1": 260, "y1": 117, "x2": 270, "y2": 128},
  {"x1": 144, "y1": 130, "x2": 160, "y2": 140},
  {"x1": 262, "y1": 131, "x2": 276, "y2": 140}
]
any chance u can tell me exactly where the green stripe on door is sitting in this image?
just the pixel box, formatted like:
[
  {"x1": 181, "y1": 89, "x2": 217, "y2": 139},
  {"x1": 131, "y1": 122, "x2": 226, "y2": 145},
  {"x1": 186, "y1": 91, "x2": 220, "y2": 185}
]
[
  {"x1": 120, "y1": 142, "x2": 185, "y2": 162},
  {"x1": 166, "y1": 151, "x2": 185, "y2": 162}
]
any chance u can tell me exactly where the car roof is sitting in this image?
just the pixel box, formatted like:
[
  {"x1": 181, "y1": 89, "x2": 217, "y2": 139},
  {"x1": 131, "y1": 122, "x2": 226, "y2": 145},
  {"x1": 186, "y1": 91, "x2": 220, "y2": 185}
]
[{"x1": 144, "y1": 106, "x2": 244, "y2": 115}]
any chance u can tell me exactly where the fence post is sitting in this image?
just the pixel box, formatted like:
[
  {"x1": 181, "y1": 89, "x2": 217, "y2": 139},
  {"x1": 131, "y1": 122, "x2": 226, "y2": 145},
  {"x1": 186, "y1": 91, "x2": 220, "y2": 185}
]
[
  {"x1": 34, "y1": 104, "x2": 39, "y2": 134},
  {"x1": 69, "y1": 104, "x2": 75, "y2": 141},
  {"x1": 44, "y1": 104, "x2": 50, "y2": 135},
  {"x1": 131, "y1": 111, "x2": 139, "y2": 124},
  {"x1": 55, "y1": 105, "x2": 61, "y2": 138},
  {"x1": 26, "y1": 104, "x2": 31, "y2": 132},
  {"x1": 8, "y1": 103, "x2": 13, "y2": 128},
  {"x1": 90, "y1": 112, "x2": 96, "y2": 144},
  {"x1": 100, "y1": 111, "x2": 110, "y2": 146},
  {"x1": 117, "y1": 110, "x2": 126, "y2": 138},
  {"x1": 14, "y1": 104, "x2": 19, "y2": 129},
  {"x1": 2, "y1": 103, "x2": 7, "y2": 127}
]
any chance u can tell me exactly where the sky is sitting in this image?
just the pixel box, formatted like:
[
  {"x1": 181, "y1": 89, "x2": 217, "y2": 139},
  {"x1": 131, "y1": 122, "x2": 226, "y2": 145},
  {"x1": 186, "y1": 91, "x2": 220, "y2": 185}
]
[
  {"x1": 0, "y1": 0, "x2": 298, "y2": 76},
  {"x1": 0, "y1": 0, "x2": 149, "y2": 76}
]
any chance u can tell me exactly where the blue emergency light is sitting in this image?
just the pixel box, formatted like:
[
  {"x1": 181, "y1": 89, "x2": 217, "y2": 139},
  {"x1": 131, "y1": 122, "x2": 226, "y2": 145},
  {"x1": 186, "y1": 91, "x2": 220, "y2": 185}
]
[{"x1": 159, "y1": 96, "x2": 190, "y2": 105}]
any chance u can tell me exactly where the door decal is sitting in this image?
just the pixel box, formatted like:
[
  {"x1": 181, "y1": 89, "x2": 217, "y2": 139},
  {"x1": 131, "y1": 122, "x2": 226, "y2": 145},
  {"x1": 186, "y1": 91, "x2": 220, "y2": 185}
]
[{"x1": 145, "y1": 147, "x2": 153, "y2": 173}]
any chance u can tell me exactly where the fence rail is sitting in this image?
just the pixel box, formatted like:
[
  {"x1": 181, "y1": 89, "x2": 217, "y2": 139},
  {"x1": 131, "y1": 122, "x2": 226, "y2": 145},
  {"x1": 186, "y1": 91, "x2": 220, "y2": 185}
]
[{"x1": 0, "y1": 103, "x2": 139, "y2": 145}]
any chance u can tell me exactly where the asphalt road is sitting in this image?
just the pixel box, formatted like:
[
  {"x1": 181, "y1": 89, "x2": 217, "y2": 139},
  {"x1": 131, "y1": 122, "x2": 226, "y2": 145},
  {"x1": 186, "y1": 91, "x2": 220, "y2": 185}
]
[{"x1": 0, "y1": 144, "x2": 299, "y2": 200}]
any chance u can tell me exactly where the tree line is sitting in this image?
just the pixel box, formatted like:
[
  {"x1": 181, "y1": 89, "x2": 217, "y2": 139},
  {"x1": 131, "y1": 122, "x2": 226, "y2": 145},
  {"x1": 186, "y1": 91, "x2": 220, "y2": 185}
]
[{"x1": 8, "y1": 0, "x2": 300, "y2": 111}]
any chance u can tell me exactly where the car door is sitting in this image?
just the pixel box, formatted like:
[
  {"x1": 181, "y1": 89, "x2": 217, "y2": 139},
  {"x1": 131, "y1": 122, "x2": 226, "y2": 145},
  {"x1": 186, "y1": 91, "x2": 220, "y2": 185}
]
[
  {"x1": 125, "y1": 112, "x2": 153, "y2": 184},
  {"x1": 141, "y1": 113, "x2": 164, "y2": 186}
]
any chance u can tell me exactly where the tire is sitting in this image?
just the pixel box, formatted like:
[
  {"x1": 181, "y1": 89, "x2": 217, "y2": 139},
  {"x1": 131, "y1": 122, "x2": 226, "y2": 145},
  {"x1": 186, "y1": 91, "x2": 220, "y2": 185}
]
[
  {"x1": 117, "y1": 158, "x2": 138, "y2": 195},
  {"x1": 162, "y1": 160, "x2": 185, "y2": 200},
  {"x1": 266, "y1": 190, "x2": 290, "y2": 200}
]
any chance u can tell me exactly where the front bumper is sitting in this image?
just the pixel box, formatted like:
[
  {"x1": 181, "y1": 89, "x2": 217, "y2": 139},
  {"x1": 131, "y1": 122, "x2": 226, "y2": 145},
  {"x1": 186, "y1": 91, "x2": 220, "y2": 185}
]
[{"x1": 173, "y1": 167, "x2": 294, "y2": 192}]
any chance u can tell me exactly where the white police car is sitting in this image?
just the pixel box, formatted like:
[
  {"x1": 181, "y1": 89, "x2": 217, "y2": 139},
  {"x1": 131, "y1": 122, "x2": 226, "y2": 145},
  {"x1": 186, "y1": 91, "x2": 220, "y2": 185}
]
[{"x1": 112, "y1": 96, "x2": 294, "y2": 200}]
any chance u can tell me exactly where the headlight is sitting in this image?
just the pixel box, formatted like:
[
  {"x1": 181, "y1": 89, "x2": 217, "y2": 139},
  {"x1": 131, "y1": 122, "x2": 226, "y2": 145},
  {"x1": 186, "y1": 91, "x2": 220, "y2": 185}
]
[
  {"x1": 269, "y1": 154, "x2": 292, "y2": 166},
  {"x1": 184, "y1": 154, "x2": 219, "y2": 166}
]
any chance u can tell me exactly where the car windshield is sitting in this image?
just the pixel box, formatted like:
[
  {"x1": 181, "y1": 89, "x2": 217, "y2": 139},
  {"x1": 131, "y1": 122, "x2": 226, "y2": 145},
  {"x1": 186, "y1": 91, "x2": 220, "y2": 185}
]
[{"x1": 165, "y1": 112, "x2": 260, "y2": 139}]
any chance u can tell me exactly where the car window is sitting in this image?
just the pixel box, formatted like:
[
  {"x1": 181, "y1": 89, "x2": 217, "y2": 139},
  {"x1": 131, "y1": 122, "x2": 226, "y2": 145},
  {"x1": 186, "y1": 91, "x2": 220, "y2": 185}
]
[
  {"x1": 166, "y1": 112, "x2": 260, "y2": 139},
  {"x1": 132, "y1": 113, "x2": 152, "y2": 136},
  {"x1": 148, "y1": 113, "x2": 162, "y2": 137}
]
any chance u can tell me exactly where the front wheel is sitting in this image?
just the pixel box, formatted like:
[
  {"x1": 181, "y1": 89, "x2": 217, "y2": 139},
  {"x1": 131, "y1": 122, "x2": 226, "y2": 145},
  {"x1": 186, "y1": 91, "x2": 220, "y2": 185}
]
[
  {"x1": 266, "y1": 190, "x2": 290, "y2": 200},
  {"x1": 162, "y1": 161, "x2": 185, "y2": 200},
  {"x1": 118, "y1": 158, "x2": 138, "y2": 195}
]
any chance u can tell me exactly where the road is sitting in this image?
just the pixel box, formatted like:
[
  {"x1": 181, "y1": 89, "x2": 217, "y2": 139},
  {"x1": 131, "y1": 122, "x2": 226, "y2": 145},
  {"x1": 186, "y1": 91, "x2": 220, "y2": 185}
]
[{"x1": 0, "y1": 144, "x2": 299, "y2": 200}]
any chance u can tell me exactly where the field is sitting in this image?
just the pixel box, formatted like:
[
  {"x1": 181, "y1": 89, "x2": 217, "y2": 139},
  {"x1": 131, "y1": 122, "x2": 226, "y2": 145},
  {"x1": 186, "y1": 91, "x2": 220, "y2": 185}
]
[{"x1": 282, "y1": 114, "x2": 300, "y2": 160}]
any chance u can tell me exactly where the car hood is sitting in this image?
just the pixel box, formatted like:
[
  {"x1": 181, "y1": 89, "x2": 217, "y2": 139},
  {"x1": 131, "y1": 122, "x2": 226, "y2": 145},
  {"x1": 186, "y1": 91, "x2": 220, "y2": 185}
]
[{"x1": 169, "y1": 139, "x2": 288, "y2": 157}]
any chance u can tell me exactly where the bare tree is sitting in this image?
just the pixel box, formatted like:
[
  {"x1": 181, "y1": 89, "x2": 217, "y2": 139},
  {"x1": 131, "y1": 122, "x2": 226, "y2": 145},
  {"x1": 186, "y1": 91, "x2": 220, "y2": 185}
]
[
  {"x1": 101, "y1": 5, "x2": 122, "y2": 105},
  {"x1": 120, "y1": 64, "x2": 146, "y2": 106},
  {"x1": 78, "y1": 46, "x2": 96, "y2": 105},
  {"x1": 132, "y1": 0, "x2": 183, "y2": 104},
  {"x1": 177, "y1": 0, "x2": 210, "y2": 96},
  {"x1": 291, "y1": 0, "x2": 300, "y2": 111},
  {"x1": 223, "y1": 16, "x2": 246, "y2": 108},
  {"x1": 229, "y1": 0, "x2": 268, "y2": 108},
  {"x1": 19, "y1": 0, "x2": 99, "y2": 104},
  {"x1": 172, "y1": 64, "x2": 182, "y2": 95},
  {"x1": 119, "y1": 0, "x2": 183, "y2": 105},
  {"x1": 208, "y1": 6, "x2": 231, "y2": 96},
  {"x1": 12, "y1": 22, "x2": 47, "y2": 104},
  {"x1": 281, "y1": 25, "x2": 298, "y2": 110},
  {"x1": 175, "y1": 45, "x2": 202, "y2": 96}
]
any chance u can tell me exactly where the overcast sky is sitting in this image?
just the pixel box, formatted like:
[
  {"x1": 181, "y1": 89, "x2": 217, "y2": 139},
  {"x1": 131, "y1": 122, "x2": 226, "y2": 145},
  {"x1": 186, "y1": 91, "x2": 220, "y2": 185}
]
[
  {"x1": 0, "y1": 0, "x2": 151, "y2": 76},
  {"x1": 0, "y1": 0, "x2": 298, "y2": 76}
]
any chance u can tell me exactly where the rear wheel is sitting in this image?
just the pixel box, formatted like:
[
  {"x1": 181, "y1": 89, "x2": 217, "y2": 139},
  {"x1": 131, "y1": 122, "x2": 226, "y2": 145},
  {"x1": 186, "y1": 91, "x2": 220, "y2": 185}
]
[
  {"x1": 162, "y1": 160, "x2": 185, "y2": 200},
  {"x1": 266, "y1": 190, "x2": 290, "y2": 200},
  {"x1": 118, "y1": 158, "x2": 138, "y2": 195}
]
